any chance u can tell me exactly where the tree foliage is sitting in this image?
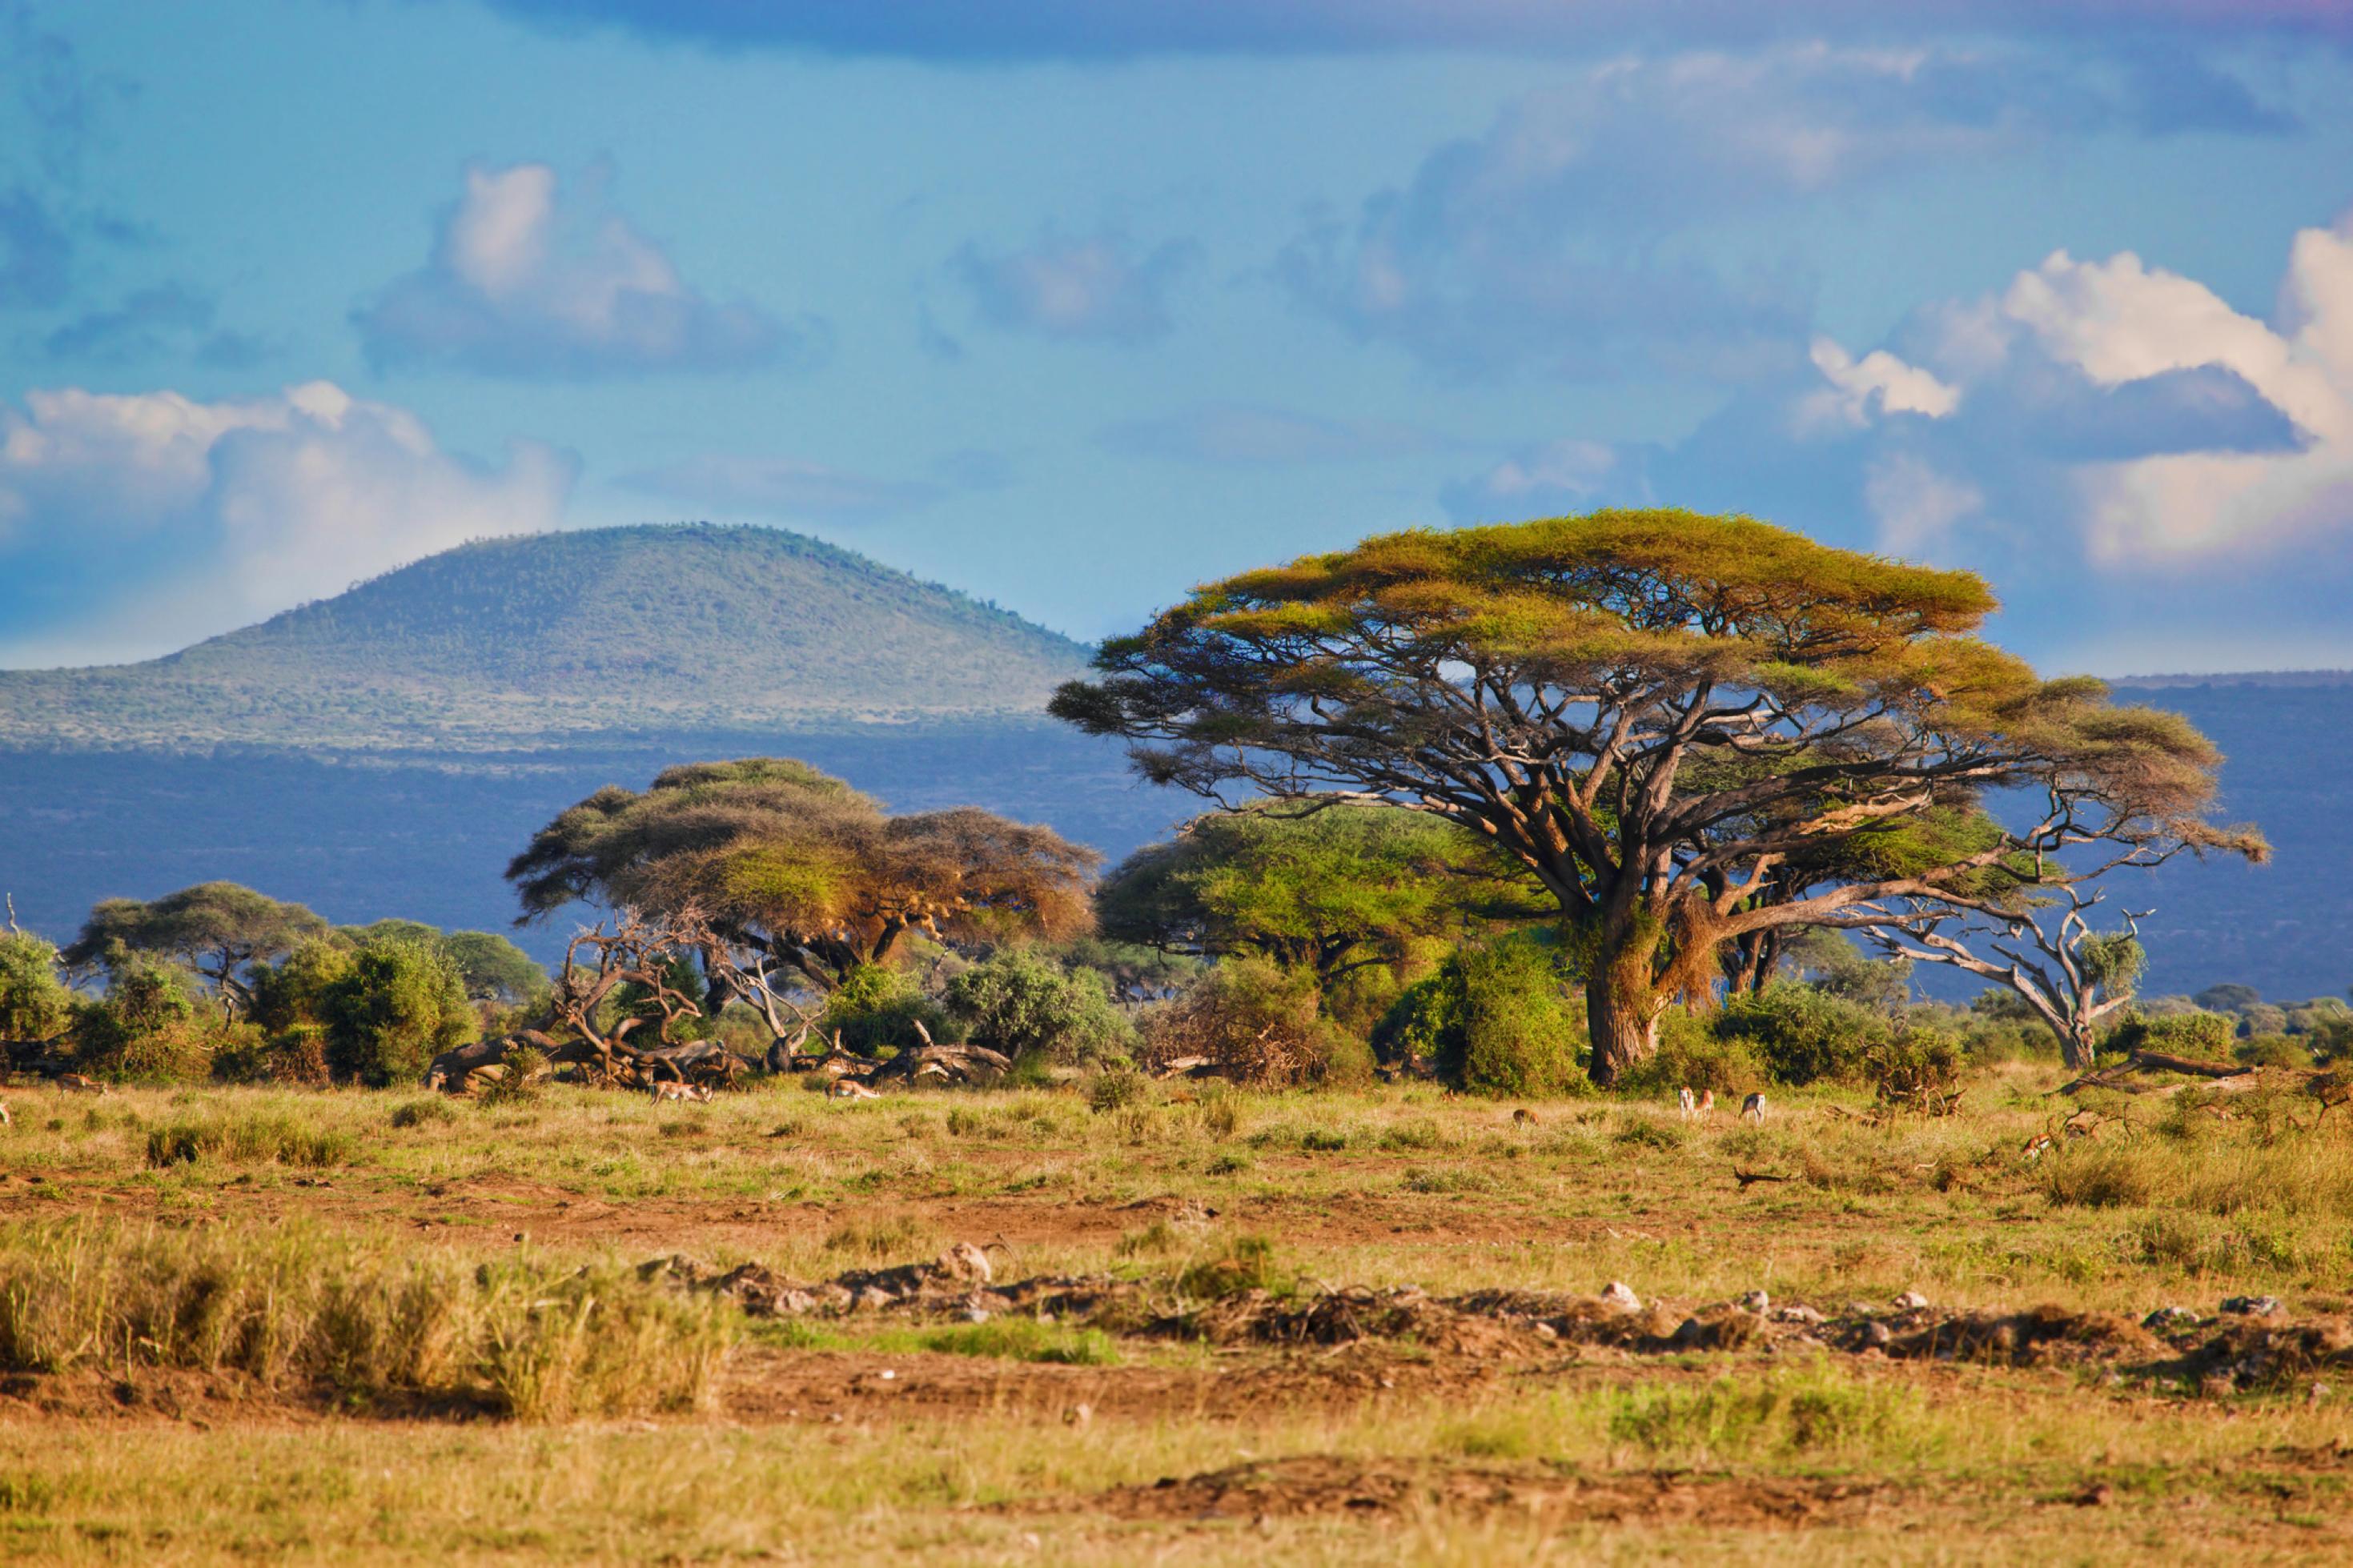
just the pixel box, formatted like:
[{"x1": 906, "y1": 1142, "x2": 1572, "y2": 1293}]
[
  {"x1": 62, "y1": 882, "x2": 328, "y2": 1018},
  {"x1": 0, "y1": 928, "x2": 74, "y2": 1041},
  {"x1": 944, "y1": 948, "x2": 1134, "y2": 1065},
  {"x1": 506, "y1": 758, "x2": 1098, "y2": 1000},
  {"x1": 1054, "y1": 509, "x2": 2259, "y2": 1082},
  {"x1": 1098, "y1": 798, "x2": 1547, "y2": 986}
]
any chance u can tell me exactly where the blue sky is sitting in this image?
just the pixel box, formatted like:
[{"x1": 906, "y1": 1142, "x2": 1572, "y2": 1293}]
[{"x1": 3, "y1": 1, "x2": 2352, "y2": 675}]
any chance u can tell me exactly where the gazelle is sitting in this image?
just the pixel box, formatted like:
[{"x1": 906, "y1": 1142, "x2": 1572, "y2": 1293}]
[
  {"x1": 648, "y1": 1081, "x2": 712, "y2": 1105},
  {"x1": 829, "y1": 1079, "x2": 881, "y2": 1101},
  {"x1": 1676, "y1": 1086, "x2": 1696, "y2": 1120},
  {"x1": 1740, "y1": 1092, "x2": 1767, "y2": 1124},
  {"x1": 54, "y1": 1073, "x2": 107, "y2": 1095}
]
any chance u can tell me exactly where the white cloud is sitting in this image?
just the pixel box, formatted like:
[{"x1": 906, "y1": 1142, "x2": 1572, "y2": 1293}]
[
  {"x1": 0, "y1": 381, "x2": 575, "y2": 664},
  {"x1": 355, "y1": 162, "x2": 817, "y2": 377},
  {"x1": 1863, "y1": 451, "x2": 1981, "y2": 554},
  {"x1": 1441, "y1": 439, "x2": 1634, "y2": 522},
  {"x1": 1804, "y1": 219, "x2": 2353, "y2": 564},
  {"x1": 1799, "y1": 337, "x2": 1960, "y2": 431},
  {"x1": 1097, "y1": 403, "x2": 1435, "y2": 466}
]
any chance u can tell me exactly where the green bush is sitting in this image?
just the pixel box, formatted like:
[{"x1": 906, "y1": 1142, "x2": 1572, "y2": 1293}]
[
  {"x1": 322, "y1": 942, "x2": 476, "y2": 1087},
  {"x1": 71, "y1": 951, "x2": 210, "y2": 1082},
  {"x1": 1371, "y1": 937, "x2": 1587, "y2": 1097},
  {"x1": 2106, "y1": 1009, "x2": 2235, "y2": 1063},
  {"x1": 1616, "y1": 1011, "x2": 1768, "y2": 1097},
  {"x1": 2236, "y1": 1034, "x2": 2315, "y2": 1070},
  {"x1": 1714, "y1": 981, "x2": 1885, "y2": 1087},
  {"x1": 1862, "y1": 1025, "x2": 1963, "y2": 1106},
  {"x1": 818, "y1": 964, "x2": 959, "y2": 1057},
  {"x1": 0, "y1": 930, "x2": 74, "y2": 1041},
  {"x1": 945, "y1": 948, "x2": 1134, "y2": 1064}
]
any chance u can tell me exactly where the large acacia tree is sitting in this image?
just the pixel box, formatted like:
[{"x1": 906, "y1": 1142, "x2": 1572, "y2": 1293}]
[
  {"x1": 1099, "y1": 798, "x2": 1548, "y2": 986},
  {"x1": 62, "y1": 881, "x2": 329, "y2": 1021},
  {"x1": 1051, "y1": 510, "x2": 2248, "y2": 1083},
  {"x1": 506, "y1": 759, "x2": 1098, "y2": 1026}
]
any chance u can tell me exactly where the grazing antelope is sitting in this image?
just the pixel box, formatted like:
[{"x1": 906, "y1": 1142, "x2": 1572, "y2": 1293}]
[
  {"x1": 53, "y1": 1073, "x2": 107, "y2": 1095},
  {"x1": 1512, "y1": 1107, "x2": 1537, "y2": 1126},
  {"x1": 1696, "y1": 1089, "x2": 1715, "y2": 1117},
  {"x1": 648, "y1": 1081, "x2": 712, "y2": 1105},
  {"x1": 2021, "y1": 1132, "x2": 2055, "y2": 1163},
  {"x1": 1739, "y1": 1092, "x2": 1767, "y2": 1124},
  {"x1": 829, "y1": 1079, "x2": 881, "y2": 1101}
]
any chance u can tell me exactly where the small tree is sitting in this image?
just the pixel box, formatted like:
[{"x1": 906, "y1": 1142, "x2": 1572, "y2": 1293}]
[
  {"x1": 62, "y1": 883, "x2": 328, "y2": 1021},
  {"x1": 322, "y1": 940, "x2": 476, "y2": 1087},
  {"x1": 1866, "y1": 887, "x2": 2150, "y2": 1072},
  {"x1": 507, "y1": 760, "x2": 1097, "y2": 1034},
  {"x1": 0, "y1": 921, "x2": 74, "y2": 1043}
]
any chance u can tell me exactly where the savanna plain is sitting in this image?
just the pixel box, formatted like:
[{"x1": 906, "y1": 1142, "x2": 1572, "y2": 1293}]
[{"x1": 5, "y1": 1070, "x2": 2353, "y2": 1565}]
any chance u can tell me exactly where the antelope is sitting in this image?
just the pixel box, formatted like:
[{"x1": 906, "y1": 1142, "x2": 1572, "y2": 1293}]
[
  {"x1": 830, "y1": 1079, "x2": 881, "y2": 1101},
  {"x1": 0, "y1": 1101, "x2": 10, "y2": 1127},
  {"x1": 1676, "y1": 1086, "x2": 1696, "y2": 1120},
  {"x1": 54, "y1": 1073, "x2": 107, "y2": 1095},
  {"x1": 648, "y1": 1081, "x2": 712, "y2": 1105},
  {"x1": 1740, "y1": 1092, "x2": 1767, "y2": 1124},
  {"x1": 2022, "y1": 1132, "x2": 2055, "y2": 1162},
  {"x1": 1696, "y1": 1089, "x2": 1715, "y2": 1117}
]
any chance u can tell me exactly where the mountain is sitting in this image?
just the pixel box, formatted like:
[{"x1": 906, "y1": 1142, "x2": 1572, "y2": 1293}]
[{"x1": 0, "y1": 523, "x2": 1093, "y2": 748}]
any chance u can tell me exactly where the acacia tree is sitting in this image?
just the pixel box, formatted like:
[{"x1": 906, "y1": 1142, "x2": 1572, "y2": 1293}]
[
  {"x1": 505, "y1": 759, "x2": 1098, "y2": 1027},
  {"x1": 1050, "y1": 510, "x2": 2251, "y2": 1084},
  {"x1": 62, "y1": 882, "x2": 329, "y2": 1021},
  {"x1": 1098, "y1": 798, "x2": 1548, "y2": 986}
]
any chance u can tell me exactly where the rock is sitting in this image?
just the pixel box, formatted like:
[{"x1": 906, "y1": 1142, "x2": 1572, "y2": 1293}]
[
  {"x1": 939, "y1": 1241, "x2": 994, "y2": 1285},
  {"x1": 1893, "y1": 1290, "x2": 1930, "y2": 1311},
  {"x1": 1774, "y1": 1304, "x2": 1824, "y2": 1325},
  {"x1": 962, "y1": 1305, "x2": 992, "y2": 1324},
  {"x1": 1858, "y1": 1320, "x2": 1893, "y2": 1349},
  {"x1": 2142, "y1": 1306, "x2": 2198, "y2": 1330},
  {"x1": 2221, "y1": 1294, "x2": 2282, "y2": 1317},
  {"x1": 1600, "y1": 1281, "x2": 1642, "y2": 1313},
  {"x1": 849, "y1": 1287, "x2": 896, "y2": 1313},
  {"x1": 1737, "y1": 1289, "x2": 1769, "y2": 1314},
  {"x1": 1531, "y1": 1321, "x2": 1558, "y2": 1341}
]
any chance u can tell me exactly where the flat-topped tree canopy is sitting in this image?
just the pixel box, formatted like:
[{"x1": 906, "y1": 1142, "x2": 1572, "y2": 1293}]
[
  {"x1": 1052, "y1": 509, "x2": 2260, "y2": 1082},
  {"x1": 506, "y1": 757, "x2": 1098, "y2": 1001}
]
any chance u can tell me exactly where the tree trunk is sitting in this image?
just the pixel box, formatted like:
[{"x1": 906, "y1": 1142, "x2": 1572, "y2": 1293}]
[{"x1": 1584, "y1": 942, "x2": 1665, "y2": 1086}]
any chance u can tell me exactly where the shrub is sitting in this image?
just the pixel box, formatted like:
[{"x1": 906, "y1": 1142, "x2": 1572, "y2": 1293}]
[
  {"x1": 1086, "y1": 1064, "x2": 1149, "y2": 1112},
  {"x1": 1138, "y1": 957, "x2": 1343, "y2": 1086},
  {"x1": 1175, "y1": 1233, "x2": 1291, "y2": 1301},
  {"x1": 2235, "y1": 1034, "x2": 2315, "y2": 1070},
  {"x1": 1863, "y1": 1026, "x2": 1964, "y2": 1109},
  {"x1": 1714, "y1": 982, "x2": 1886, "y2": 1086},
  {"x1": 2106, "y1": 1009, "x2": 2235, "y2": 1063},
  {"x1": 322, "y1": 941, "x2": 476, "y2": 1087},
  {"x1": 945, "y1": 948, "x2": 1133, "y2": 1064},
  {"x1": 71, "y1": 952, "x2": 209, "y2": 1082},
  {"x1": 1372, "y1": 937, "x2": 1587, "y2": 1097},
  {"x1": 0, "y1": 930, "x2": 74, "y2": 1041},
  {"x1": 818, "y1": 964, "x2": 960, "y2": 1057},
  {"x1": 1616, "y1": 1011, "x2": 1767, "y2": 1097}
]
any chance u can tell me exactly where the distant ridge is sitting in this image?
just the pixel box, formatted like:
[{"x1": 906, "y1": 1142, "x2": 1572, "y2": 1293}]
[
  {"x1": 0, "y1": 523, "x2": 1093, "y2": 749},
  {"x1": 2114, "y1": 670, "x2": 2353, "y2": 689}
]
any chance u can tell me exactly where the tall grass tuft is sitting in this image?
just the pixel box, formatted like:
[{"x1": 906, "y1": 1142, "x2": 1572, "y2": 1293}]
[
  {"x1": 0, "y1": 1220, "x2": 733, "y2": 1420},
  {"x1": 143, "y1": 1112, "x2": 354, "y2": 1169}
]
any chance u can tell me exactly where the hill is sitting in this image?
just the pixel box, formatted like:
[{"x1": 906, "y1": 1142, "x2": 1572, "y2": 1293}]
[{"x1": 0, "y1": 524, "x2": 1093, "y2": 748}]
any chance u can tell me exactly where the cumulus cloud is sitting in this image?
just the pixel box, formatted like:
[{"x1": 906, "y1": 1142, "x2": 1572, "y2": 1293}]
[
  {"x1": 1437, "y1": 207, "x2": 2353, "y2": 668},
  {"x1": 1279, "y1": 42, "x2": 2291, "y2": 379},
  {"x1": 0, "y1": 382, "x2": 575, "y2": 664},
  {"x1": 615, "y1": 454, "x2": 944, "y2": 523},
  {"x1": 355, "y1": 162, "x2": 817, "y2": 377},
  {"x1": 1098, "y1": 403, "x2": 1435, "y2": 466},
  {"x1": 953, "y1": 230, "x2": 1197, "y2": 343},
  {"x1": 471, "y1": 1, "x2": 2351, "y2": 60}
]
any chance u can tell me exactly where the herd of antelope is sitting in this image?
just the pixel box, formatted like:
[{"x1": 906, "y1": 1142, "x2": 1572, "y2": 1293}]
[{"x1": 1678, "y1": 1085, "x2": 1768, "y2": 1123}]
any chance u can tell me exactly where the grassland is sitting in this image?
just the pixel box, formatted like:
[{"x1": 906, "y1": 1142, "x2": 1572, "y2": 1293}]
[{"x1": 4, "y1": 1069, "x2": 2352, "y2": 1562}]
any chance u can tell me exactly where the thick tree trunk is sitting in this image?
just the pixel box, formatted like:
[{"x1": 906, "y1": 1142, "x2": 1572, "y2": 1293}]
[{"x1": 1584, "y1": 944, "x2": 1665, "y2": 1086}]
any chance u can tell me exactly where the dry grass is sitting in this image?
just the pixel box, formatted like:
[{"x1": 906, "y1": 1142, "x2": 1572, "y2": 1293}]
[{"x1": 5, "y1": 1069, "x2": 2353, "y2": 1559}]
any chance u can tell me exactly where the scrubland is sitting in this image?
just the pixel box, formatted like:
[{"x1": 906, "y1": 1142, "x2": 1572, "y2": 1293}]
[{"x1": 4, "y1": 1069, "x2": 2352, "y2": 1562}]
